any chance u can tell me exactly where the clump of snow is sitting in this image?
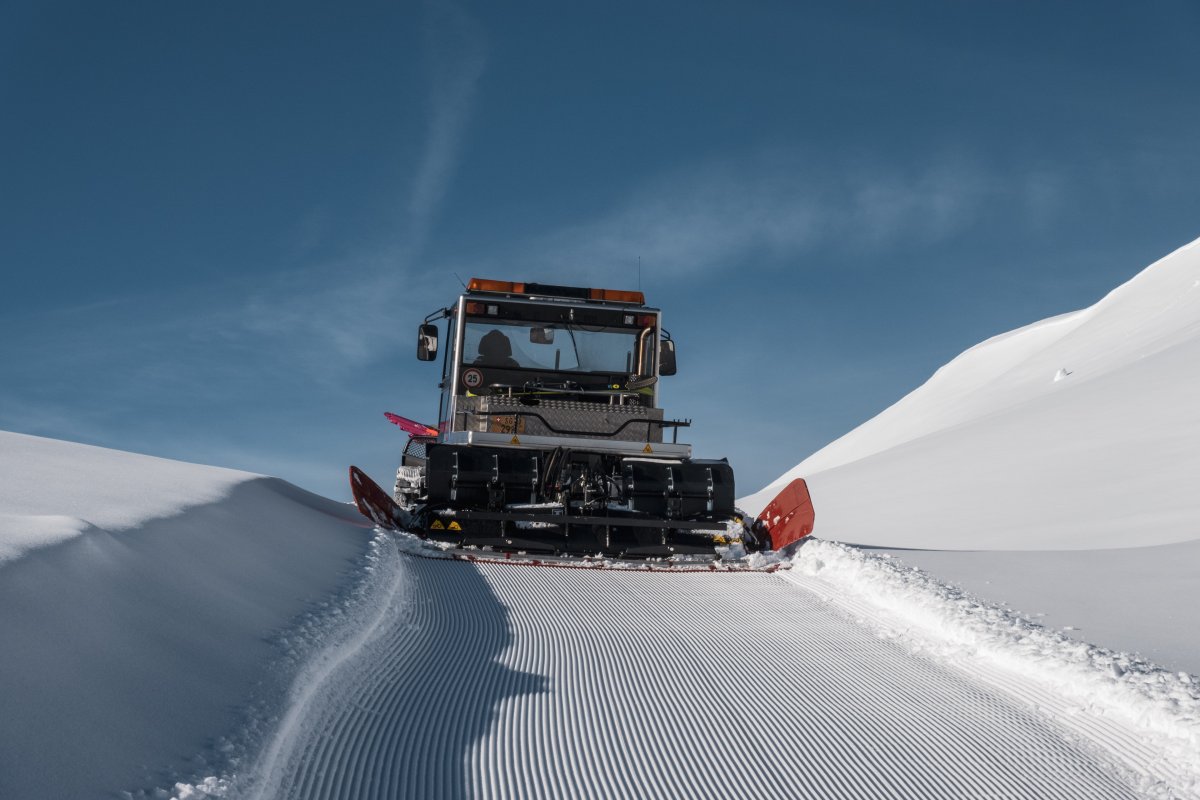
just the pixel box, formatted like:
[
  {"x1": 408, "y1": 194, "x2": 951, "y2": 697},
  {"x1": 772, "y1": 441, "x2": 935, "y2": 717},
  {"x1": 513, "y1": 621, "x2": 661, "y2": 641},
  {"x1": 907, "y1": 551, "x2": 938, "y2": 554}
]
[
  {"x1": 167, "y1": 776, "x2": 229, "y2": 799},
  {"x1": 0, "y1": 430, "x2": 255, "y2": 561},
  {"x1": 787, "y1": 538, "x2": 1200, "y2": 796}
]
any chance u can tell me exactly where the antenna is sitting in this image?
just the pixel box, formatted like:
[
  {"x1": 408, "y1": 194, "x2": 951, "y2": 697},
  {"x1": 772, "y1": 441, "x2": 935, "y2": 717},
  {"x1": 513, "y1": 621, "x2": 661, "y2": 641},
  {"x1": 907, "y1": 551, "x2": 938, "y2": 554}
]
[
  {"x1": 452, "y1": 271, "x2": 467, "y2": 289},
  {"x1": 638, "y1": 256, "x2": 642, "y2": 292}
]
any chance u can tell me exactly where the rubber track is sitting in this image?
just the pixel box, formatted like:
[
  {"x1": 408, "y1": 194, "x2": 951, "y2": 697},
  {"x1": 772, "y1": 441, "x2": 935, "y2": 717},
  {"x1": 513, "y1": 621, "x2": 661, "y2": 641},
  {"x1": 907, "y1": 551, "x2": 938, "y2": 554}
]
[{"x1": 251, "y1": 551, "x2": 1137, "y2": 799}]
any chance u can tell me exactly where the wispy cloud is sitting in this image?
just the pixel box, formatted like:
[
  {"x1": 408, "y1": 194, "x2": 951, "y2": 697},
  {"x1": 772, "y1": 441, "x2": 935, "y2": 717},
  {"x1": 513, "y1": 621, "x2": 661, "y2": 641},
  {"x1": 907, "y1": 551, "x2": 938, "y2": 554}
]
[
  {"x1": 406, "y1": 0, "x2": 488, "y2": 256},
  {"x1": 471, "y1": 150, "x2": 1068, "y2": 283},
  {"x1": 217, "y1": 0, "x2": 488, "y2": 371}
]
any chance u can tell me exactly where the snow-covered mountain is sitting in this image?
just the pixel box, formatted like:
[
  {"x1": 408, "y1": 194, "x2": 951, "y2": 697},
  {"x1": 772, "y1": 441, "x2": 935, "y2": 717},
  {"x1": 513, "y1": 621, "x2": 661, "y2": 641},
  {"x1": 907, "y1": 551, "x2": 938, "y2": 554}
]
[{"x1": 744, "y1": 236, "x2": 1200, "y2": 552}]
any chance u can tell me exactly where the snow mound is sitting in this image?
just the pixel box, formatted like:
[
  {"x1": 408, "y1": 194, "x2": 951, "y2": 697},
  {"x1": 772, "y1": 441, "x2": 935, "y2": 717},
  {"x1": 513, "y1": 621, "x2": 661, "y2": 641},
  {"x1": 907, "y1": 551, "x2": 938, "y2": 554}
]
[
  {"x1": 743, "y1": 236, "x2": 1200, "y2": 550},
  {"x1": 0, "y1": 431, "x2": 374, "y2": 800},
  {"x1": 0, "y1": 430, "x2": 255, "y2": 561}
]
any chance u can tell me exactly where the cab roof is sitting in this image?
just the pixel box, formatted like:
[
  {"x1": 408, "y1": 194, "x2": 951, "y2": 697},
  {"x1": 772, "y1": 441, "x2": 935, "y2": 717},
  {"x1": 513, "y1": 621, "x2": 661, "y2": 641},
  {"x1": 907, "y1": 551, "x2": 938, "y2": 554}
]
[{"x1": 465, "y1": 278, "x2": 645, "y2": 306}]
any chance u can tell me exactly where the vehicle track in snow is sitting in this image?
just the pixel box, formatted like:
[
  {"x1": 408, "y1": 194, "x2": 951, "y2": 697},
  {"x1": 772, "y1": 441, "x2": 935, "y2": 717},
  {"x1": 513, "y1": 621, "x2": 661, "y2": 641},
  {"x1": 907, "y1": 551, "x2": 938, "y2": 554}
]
[{"x1": 239, "y1": 544, "x2": 1139, "y2": 799}]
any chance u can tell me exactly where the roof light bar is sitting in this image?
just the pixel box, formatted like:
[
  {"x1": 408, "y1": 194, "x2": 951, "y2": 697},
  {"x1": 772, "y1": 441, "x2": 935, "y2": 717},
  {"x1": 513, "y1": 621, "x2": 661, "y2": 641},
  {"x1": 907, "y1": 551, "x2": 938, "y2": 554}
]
[
  {"x1": 467, "y1": 278, "x2": 526, "y2": 294},
  {"x1": 466, "y1": 278, "x2": 645, "y2": 306},
  {"x1": 590, "y1": 288, "x2": 645, "y2": 304}
]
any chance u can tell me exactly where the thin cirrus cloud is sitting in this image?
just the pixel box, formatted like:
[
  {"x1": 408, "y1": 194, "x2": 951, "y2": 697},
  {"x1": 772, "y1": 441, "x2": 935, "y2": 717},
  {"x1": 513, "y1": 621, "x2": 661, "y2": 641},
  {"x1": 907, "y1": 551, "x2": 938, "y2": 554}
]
[
  {"x1": 155, "y1": 0, "x2": 487, "y2": 373},
  {"x1": 406, "y1": 0, "x2": 488, "y2": 256},
  {"x1": 487, "y1": 152, "x2": 1067, "y2": 284},
  {"x1": 222, "y1": 0, "x2": 488, "y2": 371}
]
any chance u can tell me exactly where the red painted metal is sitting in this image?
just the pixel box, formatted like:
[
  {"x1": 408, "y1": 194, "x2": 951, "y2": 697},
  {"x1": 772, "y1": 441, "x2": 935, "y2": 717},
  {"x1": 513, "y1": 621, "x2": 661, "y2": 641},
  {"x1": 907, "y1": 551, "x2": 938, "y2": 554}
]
[
  {"x1": 756, "y1": 478, "x2": 816, "y2": 550},
  {"x1": 349, "y1": 465, "x2": 405, "y2": 530},
  {"x1": 384, "y1": 412, "x2": 438, "y2": 438}
]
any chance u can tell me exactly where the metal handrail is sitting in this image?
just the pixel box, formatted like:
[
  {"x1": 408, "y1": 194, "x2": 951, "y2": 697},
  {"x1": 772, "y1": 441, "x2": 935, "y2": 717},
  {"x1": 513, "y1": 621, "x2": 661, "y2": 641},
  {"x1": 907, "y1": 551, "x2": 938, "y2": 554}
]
[{"x1": 462, "y1": 409, "x2": 691, "y2": 442}]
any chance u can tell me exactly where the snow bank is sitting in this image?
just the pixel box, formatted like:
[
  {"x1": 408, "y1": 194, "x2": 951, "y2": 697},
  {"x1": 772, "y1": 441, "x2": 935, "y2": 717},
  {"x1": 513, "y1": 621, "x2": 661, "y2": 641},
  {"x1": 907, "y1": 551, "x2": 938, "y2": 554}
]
[
  {"x1": 740, "y1": 235, "x2": 1200, "y2": 675},
  {"x1": 0, "y1": 430, "x2": 254, "y2": 562},
  {"x1": 788, "y1": 539, "x2": 1200, "y2": 797},
  {"x1": 742, "y1": 236, "x2": 1200, "y2": 551},
  {"x1": 0, "y1": 432, "x2": 374, "y2": 800}
]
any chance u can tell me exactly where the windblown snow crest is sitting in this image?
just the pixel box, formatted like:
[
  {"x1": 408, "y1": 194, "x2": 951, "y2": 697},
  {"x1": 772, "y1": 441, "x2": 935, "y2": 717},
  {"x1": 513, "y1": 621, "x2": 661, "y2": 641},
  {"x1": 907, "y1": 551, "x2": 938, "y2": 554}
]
[{"x1": 789, "y1": 539, "x2": 1200, "y2": 798}]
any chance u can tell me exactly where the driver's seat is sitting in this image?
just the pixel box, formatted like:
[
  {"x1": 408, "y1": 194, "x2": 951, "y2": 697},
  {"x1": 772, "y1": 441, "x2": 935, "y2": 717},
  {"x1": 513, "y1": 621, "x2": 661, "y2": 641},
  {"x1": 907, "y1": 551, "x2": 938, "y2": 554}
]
[{"x1": 475, "y1": 329, "x2": 520, "y2": 368}]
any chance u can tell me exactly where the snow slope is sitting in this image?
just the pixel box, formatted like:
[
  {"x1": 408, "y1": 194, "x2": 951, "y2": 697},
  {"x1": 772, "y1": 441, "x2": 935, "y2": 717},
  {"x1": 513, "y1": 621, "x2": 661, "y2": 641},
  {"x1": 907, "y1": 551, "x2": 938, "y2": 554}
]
[
  {"x1": 0, "y1": 430, "x2": 253, "y2": 562},
  {"x1": 5, "y1": 433, "x2": 1200, "y2": 798},
  {"x1": 0, "y1": 432, "x2": 374, "y2": 800},
  {"x1": 743, "y1": 236, "x2": 1200, "y2": 550},
  {"x1": 10, "y1": 232, "x2": 1200, "y2": 799},
  {"x1": 741, "y1": 235, "x2": 1200, "y2": 674}
]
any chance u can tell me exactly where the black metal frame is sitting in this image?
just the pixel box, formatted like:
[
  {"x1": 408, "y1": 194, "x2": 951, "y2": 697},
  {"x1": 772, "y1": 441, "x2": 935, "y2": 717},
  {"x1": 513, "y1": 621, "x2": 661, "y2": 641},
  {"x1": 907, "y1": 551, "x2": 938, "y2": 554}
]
[{"x1": 462, "y1": 409, "x2": 691, "y2": 443}]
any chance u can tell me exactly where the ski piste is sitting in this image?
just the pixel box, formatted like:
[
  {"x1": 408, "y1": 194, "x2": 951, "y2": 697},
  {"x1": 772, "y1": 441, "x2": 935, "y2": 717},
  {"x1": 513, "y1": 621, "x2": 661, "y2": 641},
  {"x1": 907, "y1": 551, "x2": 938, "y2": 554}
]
[{"x1": 349, "y1": 277, "x2": 816, "y2": 568}]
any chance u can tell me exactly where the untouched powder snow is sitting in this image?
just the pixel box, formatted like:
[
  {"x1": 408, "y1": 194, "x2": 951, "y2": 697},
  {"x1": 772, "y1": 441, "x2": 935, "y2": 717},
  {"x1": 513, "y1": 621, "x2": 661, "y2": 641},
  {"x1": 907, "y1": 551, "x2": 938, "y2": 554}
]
[
  {"x1": 742, "y1": 236, "x2": 1200, "y2": 551},
  {"x1": 0, "y1": 430, "x2": 254, "y2": 562}
]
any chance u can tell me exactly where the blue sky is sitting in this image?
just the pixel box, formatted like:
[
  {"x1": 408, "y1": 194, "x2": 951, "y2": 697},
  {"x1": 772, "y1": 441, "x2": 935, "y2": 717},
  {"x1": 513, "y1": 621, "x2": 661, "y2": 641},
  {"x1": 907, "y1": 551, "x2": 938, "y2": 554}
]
[{"x1": 3, "y1": 1, "x2": 1199, "y2": 500}]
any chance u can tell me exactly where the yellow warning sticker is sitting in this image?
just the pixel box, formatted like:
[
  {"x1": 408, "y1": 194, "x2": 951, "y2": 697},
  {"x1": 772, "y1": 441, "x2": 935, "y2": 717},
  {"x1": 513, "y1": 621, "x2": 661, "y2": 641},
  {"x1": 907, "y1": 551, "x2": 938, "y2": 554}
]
[
  {"x1": 430, "y1": 519, "x2": 445, "y2": 530},
  {"x1": 448, "y1": 521, "x2": 462, "y2": 531},
  {"x1": 642, "y1": 444, "x2": 653, "y2": 453},
  {"x1": 511, "y1": 435, "x2": 521, "y2": 445}
]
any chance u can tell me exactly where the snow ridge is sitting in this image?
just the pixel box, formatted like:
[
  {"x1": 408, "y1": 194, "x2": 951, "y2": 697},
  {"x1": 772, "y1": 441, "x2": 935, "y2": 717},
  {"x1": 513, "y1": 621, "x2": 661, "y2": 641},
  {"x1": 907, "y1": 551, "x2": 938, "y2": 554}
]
[
  {"x1": 742, "y1": 234, "x2": 1200, "y2": 551},
  {"x1": 0, "y1": 430, "x2": 255, "y2": 562},
  {"x1": 235, "y1": 529, "x2": 407, "y2": 800},
  {"x1": 789, "y1": 539, "x2": 1200, "y2": 798}
]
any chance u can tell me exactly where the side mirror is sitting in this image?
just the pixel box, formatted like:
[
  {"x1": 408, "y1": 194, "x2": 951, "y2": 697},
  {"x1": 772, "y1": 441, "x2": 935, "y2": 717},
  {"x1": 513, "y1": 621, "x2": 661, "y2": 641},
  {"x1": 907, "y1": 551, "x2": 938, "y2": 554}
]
[
  {"x1": 659, "y1": 339, "x2": 677, "y2": 376},
  {"x1": 417, "y1": 323, "x2": 439, "y2": 361}
]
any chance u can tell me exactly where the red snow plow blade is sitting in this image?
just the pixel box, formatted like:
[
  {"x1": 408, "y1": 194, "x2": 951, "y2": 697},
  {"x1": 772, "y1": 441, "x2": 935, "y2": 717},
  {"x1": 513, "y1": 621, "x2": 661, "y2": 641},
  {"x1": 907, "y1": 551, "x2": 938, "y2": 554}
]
[
  {"x1": 756, "y1": 478, "x2": 815, "y2": 551},
  {"x1": 350, "y1": 465, "x2": 407, "y2": 531}
]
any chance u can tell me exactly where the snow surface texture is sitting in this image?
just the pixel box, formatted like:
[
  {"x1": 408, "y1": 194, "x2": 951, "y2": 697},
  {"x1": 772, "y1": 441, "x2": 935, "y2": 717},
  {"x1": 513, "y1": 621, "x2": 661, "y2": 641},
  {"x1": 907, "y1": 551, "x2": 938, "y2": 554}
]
[
  {"x1": 4, "y1": 433, "x2": 1199, "y2": 797},
  {"x1": 234, "y1": 545, "x2": 1141, "y2": 800},
  {"x1": 0, "y1": 433, "x2": 374, "y2": 800},
  {"x1": 790, "y1": 539, "x2": 1200, "y2": 799},
  {"x1": 742, "y1": 236, "x2": 1200, "y2": 551},
  {"x1": 0, "y1": 430, "x2": 254, "y2": 562}
]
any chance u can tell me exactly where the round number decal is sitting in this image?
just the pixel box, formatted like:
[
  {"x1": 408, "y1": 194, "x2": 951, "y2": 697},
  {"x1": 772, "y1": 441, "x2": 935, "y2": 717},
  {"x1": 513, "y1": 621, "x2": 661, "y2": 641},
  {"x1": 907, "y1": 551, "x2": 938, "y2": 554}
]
[{"x1": 461, "y1": 367, "x2": 484, "y2": 390}]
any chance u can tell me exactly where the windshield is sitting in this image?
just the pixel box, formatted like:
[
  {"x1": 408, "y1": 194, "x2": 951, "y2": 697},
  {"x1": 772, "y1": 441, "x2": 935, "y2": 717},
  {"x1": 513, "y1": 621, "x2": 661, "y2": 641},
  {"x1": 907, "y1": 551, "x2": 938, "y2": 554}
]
[{"x1": 463, "y1": 319, "x2": 644, "y2": 374}]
